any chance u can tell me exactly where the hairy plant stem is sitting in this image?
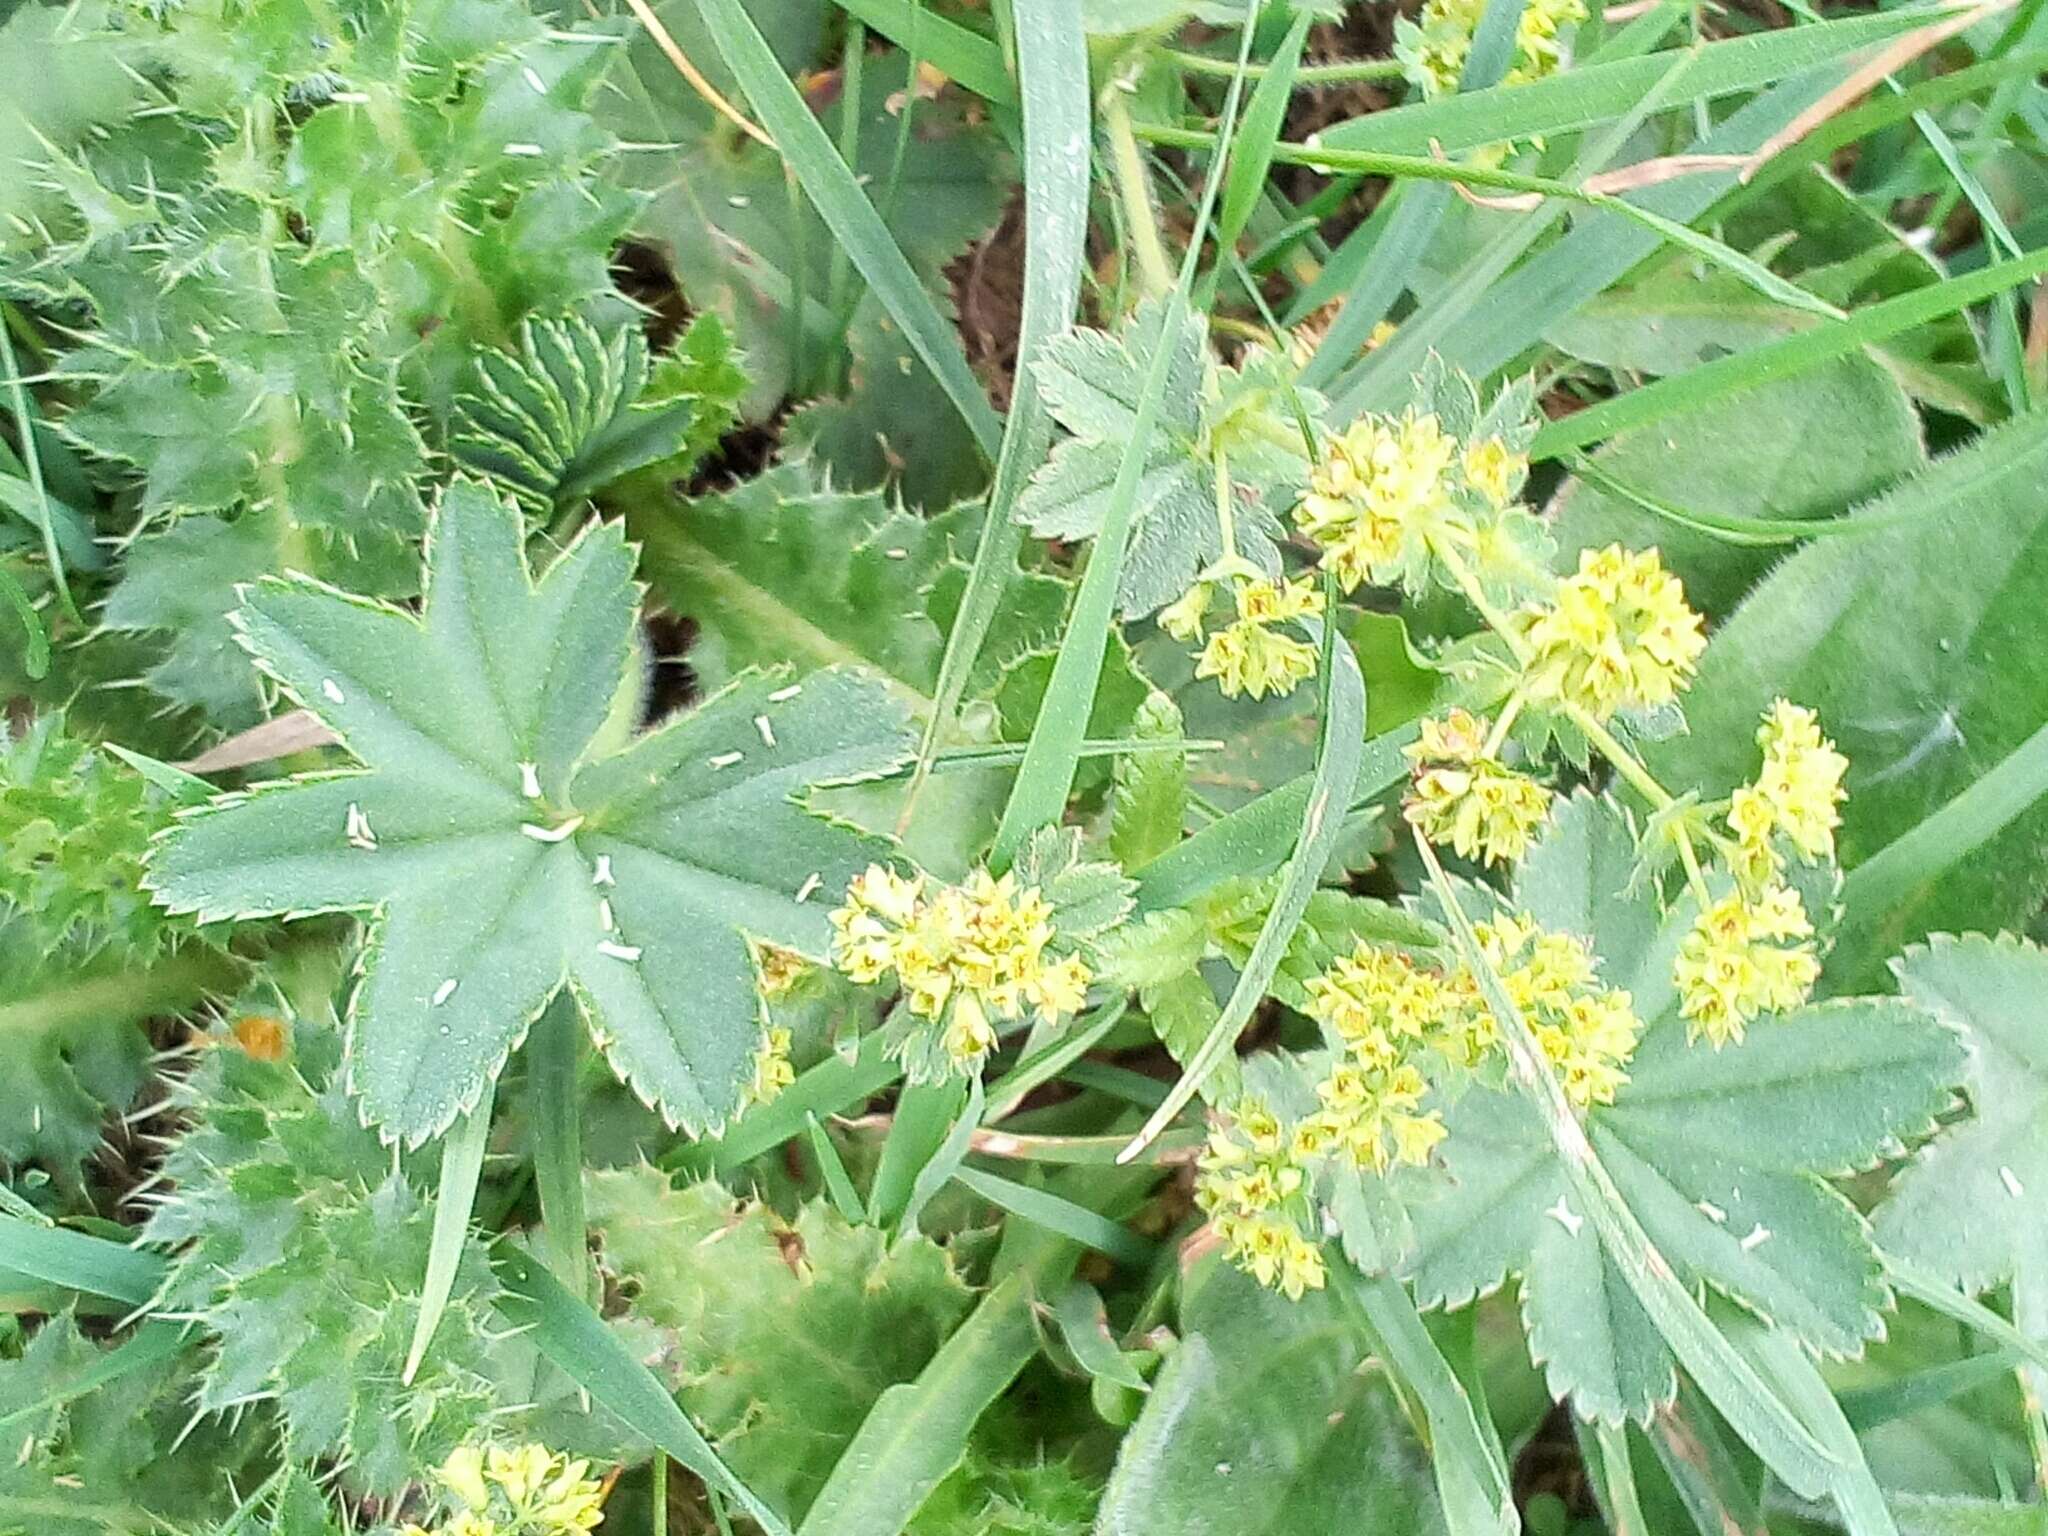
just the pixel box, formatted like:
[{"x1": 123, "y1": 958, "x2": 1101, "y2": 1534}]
[{"x1": 1102, "y1": 87, "x2": 1174, "y2": 301}]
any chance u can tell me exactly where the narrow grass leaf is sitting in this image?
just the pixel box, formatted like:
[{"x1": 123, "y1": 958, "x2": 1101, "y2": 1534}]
[
  {"x1": 0, "y1": 1216, "x2": 166, "y2": 1307},
  {"x1": 911, "y1": 0, "x2": 1090, "y2": 807},
  {"x1": 826, "y1": 0, "x2": 1012, "y2": 105},
  {"x1": 527, "y1": 996, "x2": 589, "y2": 1298},
  {"x1": 492, "y1": 1245, "x2": 793, "y2": 1536},
  {"x1": 796, "y1": 1276, "x2": 1039, "y2": 1536},
  {"x1": 1119, "y1": 629, "x2": 1366, "y2": 1159},
  {"x1": 953, "y1": 1165, "x2": 1157, "y2": 1267},
  {"x1": 404, "y1": 1082, "x2": 495, "y2": 1384},
  {"x1": 698, "y1": 0, "x2": 1000, "y2": 458},
  {"x1": 1317, "y1": 7, "x2": 1971, "y2": 158},
  {"x1": 1532, "y1": 248, "x2": 2048, "y2": 457}
]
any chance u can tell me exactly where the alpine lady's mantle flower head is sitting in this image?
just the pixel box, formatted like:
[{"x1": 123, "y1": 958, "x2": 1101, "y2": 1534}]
[
  {"x1": 404, "y1": 1443, "x2": 606, "y2": 1536},
  {"x1": 1196, "y1": 1095, "x2": 1326, "y2": 1299},
  {"x1": 1296, "y1": 411, "x2": 1458, "y2": 592},
  {"x1": 1192, "y1": 574, "x2": 1325, "y2": 701},
  {"x1": 1674, "y1": 887, "x2": 1821, "y2": 1047},
  {"x1": 829, "y1": 864, "x2": 1091, "y2": 1078},
  {"x1": 1403, "y1": 707, "x2": 1553, "y2": 866},
  {"x1": 1514, "y1": 545, "x2": 1706, "y2": 720}
]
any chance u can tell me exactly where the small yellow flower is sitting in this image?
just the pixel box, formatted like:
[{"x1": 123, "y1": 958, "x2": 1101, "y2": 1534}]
[
  {"x1": 1754, "y1": 699, "x2": 1848, "y2": 862},
  {"x1": 1406, "y1": 0, "x2": 1587, "y2": 96},
  {"x1": 829, "y1": 863, "x2": 1092, "y2": 1080},
  {"x1": 440, "y1": 1446, "x2": 491, "y2": 1512},
  {"x1": 1198, "y1": 1094, "x2": 1327, "y2": 1299},
  {"x1": 1514, "y1": 545, "x2": 1706, "y2": 721},
  {"x1": 1402, "y1": 708, "x2": 1552, "y2": 866},
  {"x1": 1462, "y1": 435, "x2": 1526, "y2": 508},
  {"x1": 1296, "y1": 411, "x2": 1458, "y2": 592},
  {"x1": 1158, "y1": 580, "x2": 1213, "y2": 642},
  {"x1": 1673, "y1": 886, "x2": 1821, "y2": 1047},
  {"x1": 1468, "y1": 915, "x2": 1639, "y2": 1108},
  {"x1": 1193, "y1": 576, "x2": 1325, "y2": 701},
  {"x1": 431, "y1": 1443, "x2": 606, "y2": 1536},
  {"x1": 741, "y1": 1025, "x2": 795, "y2": 1109}
]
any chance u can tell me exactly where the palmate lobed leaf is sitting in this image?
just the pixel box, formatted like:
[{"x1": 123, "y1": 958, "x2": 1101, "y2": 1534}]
[
  {"x1": 1875, "y1": 934, "x2": 2048, "y2": 1296},
  {"x1": 1388, "y1": 794, "x2": 1965, "y2": 1423},
  {"x1": 144, "y1": 482, "x2": 911, "y2": 1144}
]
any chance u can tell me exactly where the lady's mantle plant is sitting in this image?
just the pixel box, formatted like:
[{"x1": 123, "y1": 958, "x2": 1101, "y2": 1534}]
[{"x1": 145, "y1": 481, "x2": 910, "y2": 1143}]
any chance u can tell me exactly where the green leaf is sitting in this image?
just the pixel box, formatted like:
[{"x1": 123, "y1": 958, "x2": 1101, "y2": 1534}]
[
  {"x1": 1095, "y1": 1257, "x2": 1441, "y2": 1535},
  {"x1": 1642, "y1": 412, "x2": 2048, "y2": 986},
  {"x1": 140, "y1": 1015, "x2": 514, "y2": 1497},
  {"x1": 0, "y1": 1314, "x2": 259, "y2": 1536},
  {"x1": 1550, "y1": 356, "x2": 1924, "y2": 616},
  {"x1": 797, "y1": 1275, "x2": 1042, "y2": 1536},
  {"x1": 1110, "y1": 691, "x2": 1190, "y2": 869},
  {"x1": 1015, "y1": 302, "x2": 1293, "y2": 618},
  {"x1": 585, "y1": 1165, "x2": 974, "y2": 1524},
  {"x1": 1315, "y1": 7, "x2": 1979, "y2": 160},
  {"x1": 451, "y1": 313, "x2": 741, "y2": 516},
  {"x1": 1398, "y1": 795, "x2": 1965, "y2": 1423},
  {"x1": 692, "y1": 0, "x2": 1001, "y2": 457},
  {"x1": 632, "y1": 460, "x2": 1071, "y2": 706},
  {"x1": 146, "y1": 480, "x2": 911, "y2": 1143},
  {"x1": 1876, "y1": 935, "x2": 2048, "y2": 1297}
]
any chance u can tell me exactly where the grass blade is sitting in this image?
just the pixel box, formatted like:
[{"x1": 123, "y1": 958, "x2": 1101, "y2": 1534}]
[
  {"x1": 492, "y1": 1245, "x2": 793, "y2": 1536},
  {"x1": 1118, "y1": 627, "x2": 1366, "y2": 1159},
  {"x1": 702, "y1": 1031, "x2": 901, "y2": 1174},
  {"x1": 992, "y1": 0, "x2": 1260, "y2": 864},
  {"x1": 404, "y1": 1082, "x2": 495, "y2": 1384},
  {"x1": 1840, "y1": 713, "x2": 2048, "y2": 942},
  {"x1": 899, "y1": 1074, "x2": 985, "y2": 1235},
  {"x1": 528, "y1": 995, "x2": 589, "y2": 1299},
  {"x1": 1315, "y1": 6, "x2": 1972, "y2": 159},
  {"x1": 1214, "y1": 11, "x2": 1313, "y2": 262},
  {"x1": 805, "y1": 1113, "x2": 868, "y2": 1223},
  {"x1": 1531, "y1": 249, "x2": 2048, "y2": 458},
  {"x1": 698, "y1": 0, "x2": 1000, "y2": 459},
  {"x1": 1339, "y1": 1266, "x2": 1516, "y2": 1530},
  {"x1": 908, "y1": 0, "x2": 1090, "y2": 818},
  {"x1": 0, "y1": 1216, "x2": 166, "y2": 1307},
  {"x1": 826, "y1": 0, "x2": 1012, "y2": 106},
  {"x1": 953, "y1": 1165, "x2": 1157, "y2": 1267},
  {"x1": 796, "y1": 1276, "x2": 1039, "y2": 1536}
]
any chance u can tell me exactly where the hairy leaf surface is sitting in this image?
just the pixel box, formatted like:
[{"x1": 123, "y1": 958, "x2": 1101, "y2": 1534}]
[{"x1": 147, "y1": 482, "x2": 910, "y2": 1142}]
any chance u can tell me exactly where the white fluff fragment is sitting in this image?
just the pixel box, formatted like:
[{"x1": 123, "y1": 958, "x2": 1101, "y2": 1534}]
[
  {"x1": 1739, "y1": 1224, "x2": 1772, "y2": 1251},
  {"x1": 520, "y1": 815, "x2": 584, "y2": 843},
  {"x1": 754, "y1": 715, "x2": 776, "y2": 748},
  {"x1": 345, "y1": 802, "x2": 377, "y2": 850},
  {"x1": 519, "y1": 761, "x2": 542, "y2": 798},
  {"x1": 1545, "y1": 1197, "x2": 1585, "y2": 1237},
  {"x1": 709, "y1": 751, "x2": 744, "y2": 769},
  {"x1": 597, "y1": 940, "x2": 642, "y2": 962},
  {"x1": 768, "y1": 684, "x2": 802, "y2": 702},
  {"x1": 795, "y1": 873, "x2": 822, "y2": 903},
  {"x1": 432, "y1": 979, "x2": 458, "y2": 1007},
  {"x1": 321, "y1": 678, "x2": 345, "y2": 704},
  {"x1": 593, "y1": 854, "x2": 615, "y2": 886}
]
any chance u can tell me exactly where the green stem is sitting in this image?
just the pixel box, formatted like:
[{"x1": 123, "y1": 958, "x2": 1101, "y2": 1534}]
[
  {"x1": 1102, "y1": 87, "x2": 1174, "y2": 300},
  {"x1": 1166, "y1": 48, "x2": 1406, "y2": 84},
  {"x1": 1568, "y1": 705, "x2": 1677, "y2": 812},
  {"x1": 1212, "y1": 444, "x2": 1238, "y2": 562}
]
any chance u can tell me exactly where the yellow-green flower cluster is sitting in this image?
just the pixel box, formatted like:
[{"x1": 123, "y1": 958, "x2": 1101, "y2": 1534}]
[
  {"x1": 1195, "y1": 1096, "x2": 1327, "y2": 1300},
  {"x1": 829, "y1": 865, "x2": 1091, "y2": 1076},
  {"x1": 1403, "y1": 707, "x2": 1553, "y2": 866},
  {"x1": 1404, "y1": 0, "x2": 1587, "y2": 98},
  {"x1": 1728, "y1": 699, "x2": 1849, "y2": 888},
  {"x1": 1675, "y1": 699, "x2": 1846, "y2": 1044},
  {"x1": 1472, "y1": 915, "x2": 1640, "y2": 1109},
  {"x1": 1673, "y1": 887, "x2": 1820, "y2": 1048},
  {"x1": 1513, "y1": 545, "x2": 1706, "y2": 721},
  {"x1": 1300, "y1": 943, "x2": 1465, "y2": 1171},
  {"x1": 741, "y1": 1025, "x2": 795, "y2": 1108},
  {"x1": 1295, "y1": 410, "x2": 1459, "y2": 592},
  {"x1": 1174, "y1": 574, "x2": 1326, "y2": 701},
  {"x1": 404, "y1": 1444, "x2": 606, "y2": 1536}
]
